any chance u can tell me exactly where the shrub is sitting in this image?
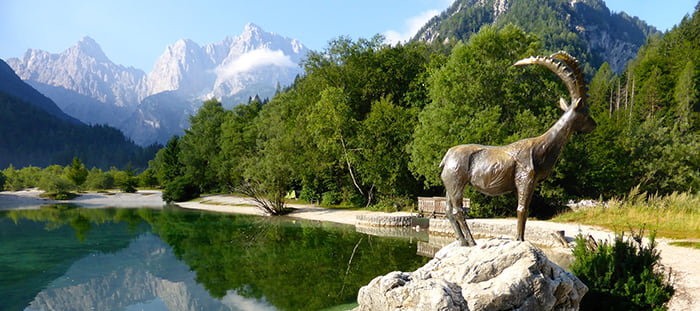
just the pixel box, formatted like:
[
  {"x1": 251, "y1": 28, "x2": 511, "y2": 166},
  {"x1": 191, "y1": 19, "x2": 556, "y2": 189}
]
[
  {"x1": 85, "y1": 170, "x2": 115, "y2": 190},
  {"x1": 321, "y1": 191, "x2": 342, "y2": 206},
  {"x1": 138, "y1": 168, "x2": 159, "y2": 188},
  {"x1": 114, "y1": 171, "x2": 138, "y2": 193},
  {"x1": 162, "y1": 176, "x2": 200, "y2": 203},
  {"x1": 372, "y1": 196, "x2": 415, "y2": 212},
  {"x1": 118, "y1": 178, "x2": 137, "y2": 193},
  {"x1": 299, "y1": 186, "x2": 322, "y2": 204},
  {"x1": 37, "y1": 174, "x2": 75, "y2": 197},
  {"x1": 238, "y1": 180, "x2": 290, "y2": 215},
  {"x1": 46, "y1": 192, "x2": 79, "y2": 200},
  {"x1": 571, "y1": 230, "x2": 674, "y2": 311}
]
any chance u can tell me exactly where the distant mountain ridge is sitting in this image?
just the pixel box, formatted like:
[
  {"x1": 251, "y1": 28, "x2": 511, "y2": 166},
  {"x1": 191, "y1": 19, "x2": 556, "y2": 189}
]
[
  {"x1": 7, "y1": 23, "x2": 308, "y2": 145},
  {"x1": 413, "y1": 0, "x2": 659, "y2": 73},
  {"x1": 0, "y1": 59, "x2": 155, "y2": 169},
  {"x1": 8, "y1": 36, "x2": 147, "y2": 108},
  {"x1": 0, "y1": 60, "x2": 81, "y2": 124}
]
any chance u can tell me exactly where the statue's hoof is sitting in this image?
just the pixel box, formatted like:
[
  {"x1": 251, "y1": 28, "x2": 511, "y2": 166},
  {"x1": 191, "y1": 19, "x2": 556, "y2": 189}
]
[{"x1": 458, "y1": 239, "x2": 477, "y2": 247}]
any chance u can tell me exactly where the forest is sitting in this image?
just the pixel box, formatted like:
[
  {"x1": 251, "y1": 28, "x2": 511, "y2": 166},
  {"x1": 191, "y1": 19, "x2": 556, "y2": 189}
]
[
  {"x1": 0, "y1": 91, "x2": 159, "y2": 170},
  {"x1": 414, "y1": 0, "x2": 659, "y2": 74},
  {"x1": 144, "y1": 4, "x2": 699, "y2": 216}
]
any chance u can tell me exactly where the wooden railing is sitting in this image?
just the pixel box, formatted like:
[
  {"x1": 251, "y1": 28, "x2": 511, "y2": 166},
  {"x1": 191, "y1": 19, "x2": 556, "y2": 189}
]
[{"x1": 417, "y1": 197, "x2": 470, "y2": 218}]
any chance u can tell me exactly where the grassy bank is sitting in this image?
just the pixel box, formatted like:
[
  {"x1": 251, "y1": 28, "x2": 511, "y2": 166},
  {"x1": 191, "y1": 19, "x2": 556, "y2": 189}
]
[{"x1": 553, "y1": 187, "x2": 700, "y2": 240}]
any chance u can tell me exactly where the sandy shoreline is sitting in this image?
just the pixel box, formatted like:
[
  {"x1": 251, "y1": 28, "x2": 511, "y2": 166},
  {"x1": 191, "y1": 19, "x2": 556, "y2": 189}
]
[
  {"x1": 177, "y1": 195, "x2": 417, "y2": 226},
  {"x1": 0, "y1": 189, "x2": 415, "y2": 225},
  {"x1": 0, "y1": 188, "x2": 165, "y2": 209}
]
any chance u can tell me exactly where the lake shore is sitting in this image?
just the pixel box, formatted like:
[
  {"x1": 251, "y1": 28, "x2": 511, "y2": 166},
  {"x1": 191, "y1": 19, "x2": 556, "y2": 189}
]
[
  {"x1": 1, "y1": 189, "x2": 697, "y2": 310},
  {"x1": 177, "y1": 194, "x2": 417, "y2": 226},
  {"x1": 0, "y1": 188, "x2": 165, "y2": 209}
]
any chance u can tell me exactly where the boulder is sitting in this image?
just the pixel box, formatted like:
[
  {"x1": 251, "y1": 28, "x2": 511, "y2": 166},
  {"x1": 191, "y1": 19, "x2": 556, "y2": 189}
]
[{"x1": 354, "y1": 239, "x2": 587, "y2": 311}]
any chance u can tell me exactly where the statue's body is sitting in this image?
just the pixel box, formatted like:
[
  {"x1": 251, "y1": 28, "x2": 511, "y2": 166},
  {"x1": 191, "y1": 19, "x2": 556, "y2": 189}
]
[{"x1": 441, "y1": 52, "x2": 596, "y2": 246}]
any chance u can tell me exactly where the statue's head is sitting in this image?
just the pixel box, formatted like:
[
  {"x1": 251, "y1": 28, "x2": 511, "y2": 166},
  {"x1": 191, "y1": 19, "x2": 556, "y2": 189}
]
[{"x1": 560, "y1": 97, "x2": 596, "y2": 134}]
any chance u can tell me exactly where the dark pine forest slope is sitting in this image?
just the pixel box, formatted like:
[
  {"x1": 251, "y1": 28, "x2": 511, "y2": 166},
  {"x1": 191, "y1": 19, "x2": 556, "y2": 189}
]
[
  {"x1": 0, "y1": 60, "x2": 157, "y2": 169},
  {"x1": 413, "y1": 0, "x2": 659, "y2": 73}
]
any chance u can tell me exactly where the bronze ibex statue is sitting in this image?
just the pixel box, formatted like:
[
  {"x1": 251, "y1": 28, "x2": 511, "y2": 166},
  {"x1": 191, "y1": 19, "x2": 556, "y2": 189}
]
[{"x1": 440, "y1": 52, "x2": 596, "y2": 246}]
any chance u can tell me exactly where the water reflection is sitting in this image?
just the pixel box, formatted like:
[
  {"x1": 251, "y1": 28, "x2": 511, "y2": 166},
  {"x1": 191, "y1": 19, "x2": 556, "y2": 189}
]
[
  {"x1": 27, "y1": 233, "x2": 275, "y2": 311},
  {"x1": 0, "y1": 207, "x2": 429, "y2": 311}
]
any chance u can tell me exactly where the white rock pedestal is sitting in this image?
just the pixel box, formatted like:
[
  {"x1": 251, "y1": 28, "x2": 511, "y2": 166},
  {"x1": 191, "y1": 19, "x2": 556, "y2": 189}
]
[{"x1": 354, "y1": 239, "x2": 587, "y2": 311}]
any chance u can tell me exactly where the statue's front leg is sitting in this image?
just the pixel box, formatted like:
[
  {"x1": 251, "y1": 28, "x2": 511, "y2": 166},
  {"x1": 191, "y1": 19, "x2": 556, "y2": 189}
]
[{"x1": 515, "y1": 169, "x2": 535, "y2": 241}]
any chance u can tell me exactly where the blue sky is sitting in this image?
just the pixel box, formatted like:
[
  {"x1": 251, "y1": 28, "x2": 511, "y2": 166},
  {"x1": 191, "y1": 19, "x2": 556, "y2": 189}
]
[{"x1": 0, "y1": 0, "x2": 696, "y2": 72}]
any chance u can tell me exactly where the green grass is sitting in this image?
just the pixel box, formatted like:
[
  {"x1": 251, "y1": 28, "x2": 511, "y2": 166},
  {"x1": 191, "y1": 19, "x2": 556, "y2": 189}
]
[
  {"x1": 319, "y1": 302, "x2": 358, "y2": 311},
  {"x1": 553, "y1": 187, "x2": 700, "y2": 240},
  {"x1": 669, "y1": 241, "x2": 700, "y2": 249}
]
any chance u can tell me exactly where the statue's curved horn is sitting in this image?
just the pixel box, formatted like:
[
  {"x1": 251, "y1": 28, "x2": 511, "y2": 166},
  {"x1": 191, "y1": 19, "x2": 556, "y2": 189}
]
[
  {"x1": 514, "y1": 52, "x2": 587, "y2": 108},
  {"x1": 550, "y1": 51, "x2": 587, "y2": 105}
]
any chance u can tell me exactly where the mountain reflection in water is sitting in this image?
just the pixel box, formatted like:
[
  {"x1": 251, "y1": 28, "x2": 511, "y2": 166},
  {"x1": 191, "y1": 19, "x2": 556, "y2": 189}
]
[{"x1": 0, "y1": 207, "x2": 428, "y2": 311}]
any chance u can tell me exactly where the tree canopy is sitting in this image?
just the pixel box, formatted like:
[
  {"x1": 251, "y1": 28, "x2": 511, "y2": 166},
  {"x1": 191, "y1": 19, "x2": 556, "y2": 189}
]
[{"x1": 148, "y1": 15, "x2": 699, "y2": 216}]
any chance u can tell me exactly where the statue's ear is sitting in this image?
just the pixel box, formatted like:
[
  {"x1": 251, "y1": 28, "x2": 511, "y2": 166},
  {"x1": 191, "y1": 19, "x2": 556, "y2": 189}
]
[
  {"x1": 559, "y1": 98, "x2": 569, "y2": 111},
  {"x1": 572, "y1": 98, "x2": 584, "y2": 110}
]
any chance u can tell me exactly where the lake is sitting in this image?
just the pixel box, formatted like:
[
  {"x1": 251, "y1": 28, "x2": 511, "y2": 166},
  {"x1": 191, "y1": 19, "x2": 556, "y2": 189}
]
[{"x1": 0, "y1": 205, "x2": 430, "y2": 311}]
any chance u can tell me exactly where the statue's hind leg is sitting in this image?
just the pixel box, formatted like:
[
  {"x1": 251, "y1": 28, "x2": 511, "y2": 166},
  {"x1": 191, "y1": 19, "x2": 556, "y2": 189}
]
[
  {"x1": 446, "y1": 187, "x2": 476, "y2": 246},
  {"x1": 441, "y1": 151, "x2": 476, "y2": 246}
]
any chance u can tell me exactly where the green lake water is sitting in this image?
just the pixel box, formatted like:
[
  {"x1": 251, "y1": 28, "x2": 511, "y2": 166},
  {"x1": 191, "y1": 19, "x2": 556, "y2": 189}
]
[{"x1": 0, "y1": 206, "x2": 430, "y2": 311}]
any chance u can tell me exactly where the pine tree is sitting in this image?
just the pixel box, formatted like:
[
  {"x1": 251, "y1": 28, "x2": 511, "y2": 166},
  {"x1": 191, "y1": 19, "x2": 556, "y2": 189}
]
[
  {"x1": 673, "y1": 60, "x2": 697, "y2": 131},
  {"x1": 67, "y1": 157, "x2": 88, "y2": 189}
]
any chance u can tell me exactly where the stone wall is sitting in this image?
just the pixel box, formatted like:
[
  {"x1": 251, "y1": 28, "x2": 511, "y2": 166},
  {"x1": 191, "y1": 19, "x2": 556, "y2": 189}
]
[{"x1": 429, "y1": 218, "x2": 570, "y2": 248}]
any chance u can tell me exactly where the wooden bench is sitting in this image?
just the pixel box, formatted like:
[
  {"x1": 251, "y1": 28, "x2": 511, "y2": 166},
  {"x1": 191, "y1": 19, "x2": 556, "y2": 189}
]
[{"x1": 417, "y1": 197, "x2": 470, "y2": 218}]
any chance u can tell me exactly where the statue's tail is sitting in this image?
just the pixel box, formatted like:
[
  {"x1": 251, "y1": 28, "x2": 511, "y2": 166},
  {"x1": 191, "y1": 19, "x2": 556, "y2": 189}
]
[{"x1": 514, "y1": 51, "x2": 587, "y2": 109}]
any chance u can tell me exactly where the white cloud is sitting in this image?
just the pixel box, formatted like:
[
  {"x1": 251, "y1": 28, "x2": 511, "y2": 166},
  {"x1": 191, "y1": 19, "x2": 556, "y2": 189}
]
[
  {"x1": 384, "y1": 9, "x2": 440, "y2": 45},
  {"x1": 216, "y1": 48, "x2": 296, "y2": 78},
  {"x1": 221, "y1": 290, "x2": 277, "y2": 311}
]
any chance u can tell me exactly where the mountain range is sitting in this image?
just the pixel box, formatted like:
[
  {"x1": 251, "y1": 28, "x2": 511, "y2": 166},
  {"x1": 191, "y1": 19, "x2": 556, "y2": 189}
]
[
  {"x1": 4, "y1": 1, "x2": 661, "y2": 147},
  {"x1": 7, "y1": 23, "x2": 308, "y2": 145}
]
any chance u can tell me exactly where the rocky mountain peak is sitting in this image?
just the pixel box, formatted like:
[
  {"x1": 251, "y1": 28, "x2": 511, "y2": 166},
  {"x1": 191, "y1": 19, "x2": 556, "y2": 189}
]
[
  {"x1": 158, "y1": 38, "x2": 209, "y2": 70},
  {"x1": 146, "y1": 37, "x2": 213, "y2": 97},
  {"x1": 171, "y1": 38, "x2": 202, "y2": 53},
  {"x1": 231, "y1": 23, "x2": 274, "y2": 53},
  {"x1": 243, "y1": 22, "x2": 264, "y2": 36},
  {"x1": 8, "y1": 37, "x2": 146, "y2": 107},
  {"x1": 71, "y1": 36, "x2": 110, "y2": 63}
]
